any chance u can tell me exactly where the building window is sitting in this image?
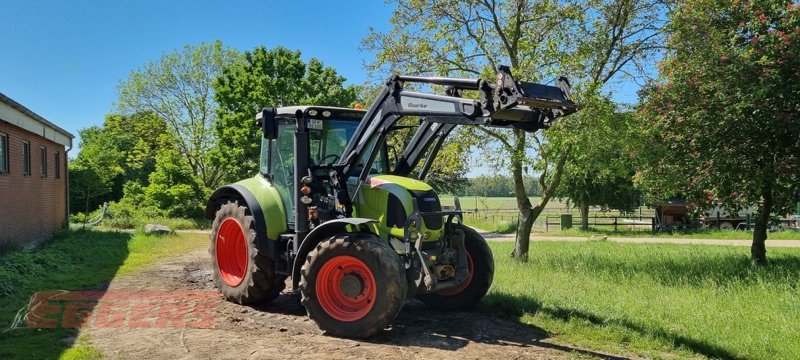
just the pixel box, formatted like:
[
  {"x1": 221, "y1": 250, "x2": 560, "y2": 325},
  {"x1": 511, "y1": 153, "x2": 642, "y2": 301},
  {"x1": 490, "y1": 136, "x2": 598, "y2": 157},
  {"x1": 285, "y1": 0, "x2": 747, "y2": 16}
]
[
  {"x1": 22, "y1": 141, "x2": 30, "y2": 175},
  {"x1": 55, "y1": 152, "x2": 61, "y2": 179},
  {"x1": 40, "y1": 146, "x2": 47, "y2": 177},
  {"x1": 0, "y1": 133, "x2": 7, "y2": 174}
]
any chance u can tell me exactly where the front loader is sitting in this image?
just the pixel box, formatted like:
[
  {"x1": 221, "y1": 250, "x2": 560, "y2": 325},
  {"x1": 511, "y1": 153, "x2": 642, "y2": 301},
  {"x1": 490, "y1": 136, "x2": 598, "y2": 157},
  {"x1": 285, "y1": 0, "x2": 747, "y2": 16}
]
[{"x1": 205, "y1": 66, "x2": 578, "y2": 338}]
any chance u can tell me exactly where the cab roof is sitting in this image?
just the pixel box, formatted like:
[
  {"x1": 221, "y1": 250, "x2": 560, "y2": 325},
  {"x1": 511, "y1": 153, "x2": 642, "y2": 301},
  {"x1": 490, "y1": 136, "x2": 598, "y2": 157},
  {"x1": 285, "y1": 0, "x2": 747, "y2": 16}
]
[{"x1": 276, "y1": 106, "x2": 366, "y2": 121}]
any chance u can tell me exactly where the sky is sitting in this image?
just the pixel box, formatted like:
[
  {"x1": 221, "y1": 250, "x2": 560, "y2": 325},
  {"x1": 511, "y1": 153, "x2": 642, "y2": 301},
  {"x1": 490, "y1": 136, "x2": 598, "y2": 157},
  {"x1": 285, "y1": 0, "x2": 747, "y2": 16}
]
[
  {"x1": 0, "y1": 0, "x2": 394, "y2": 145},
  {"x1": 1, "y1": 0, "x2": 642, "y2": 177}
]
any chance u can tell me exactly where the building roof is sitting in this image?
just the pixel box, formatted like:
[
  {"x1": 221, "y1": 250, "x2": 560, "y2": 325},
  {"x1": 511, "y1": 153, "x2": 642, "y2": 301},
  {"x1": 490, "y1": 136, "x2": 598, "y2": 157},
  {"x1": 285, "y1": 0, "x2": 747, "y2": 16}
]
[{"x1": 0, "y1": 92, "x2": 74, "y2": 148}]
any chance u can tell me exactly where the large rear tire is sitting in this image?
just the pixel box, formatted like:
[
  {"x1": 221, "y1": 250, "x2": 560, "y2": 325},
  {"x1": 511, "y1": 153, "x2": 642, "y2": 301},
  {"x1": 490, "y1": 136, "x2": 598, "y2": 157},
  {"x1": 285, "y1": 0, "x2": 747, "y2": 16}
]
[
  {"x1": 210, "y1": 201, "x2": 286, "y2": 304},
  {"x1": 300, "y1": 233, "x2": 407, "y2": 338},
  {"x1": 416, "y1": 226, "x2": 494, "y2": 310}
]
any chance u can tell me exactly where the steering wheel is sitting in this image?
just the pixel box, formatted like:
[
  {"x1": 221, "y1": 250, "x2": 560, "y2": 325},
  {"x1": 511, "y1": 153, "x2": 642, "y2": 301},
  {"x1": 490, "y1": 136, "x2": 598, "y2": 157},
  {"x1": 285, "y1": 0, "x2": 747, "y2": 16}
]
[{"x1": 318, "y1": 154, "x2": 340, "y2": 164}]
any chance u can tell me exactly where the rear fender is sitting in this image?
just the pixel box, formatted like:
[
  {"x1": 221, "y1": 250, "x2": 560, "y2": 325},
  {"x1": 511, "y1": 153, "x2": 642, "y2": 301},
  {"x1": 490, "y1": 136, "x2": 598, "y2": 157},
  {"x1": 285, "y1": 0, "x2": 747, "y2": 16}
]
[
  {"x1": 291, "y1": 218, "x2": 378, "y2": 289},
  {"x1": 206, "y1": 177, "x2": 288, "y2": 258}
]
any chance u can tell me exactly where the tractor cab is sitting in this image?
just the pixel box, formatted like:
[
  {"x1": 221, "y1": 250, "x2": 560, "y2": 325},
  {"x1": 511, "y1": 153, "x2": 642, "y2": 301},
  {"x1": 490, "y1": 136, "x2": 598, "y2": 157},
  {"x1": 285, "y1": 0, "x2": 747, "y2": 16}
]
[{"x1": 258, "y1": 106, "x2": 388, "y2": 225}]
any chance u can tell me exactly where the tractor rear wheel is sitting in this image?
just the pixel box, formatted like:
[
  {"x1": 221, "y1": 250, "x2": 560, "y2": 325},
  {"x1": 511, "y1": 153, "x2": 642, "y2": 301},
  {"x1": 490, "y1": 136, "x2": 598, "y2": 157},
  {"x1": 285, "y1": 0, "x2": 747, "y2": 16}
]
[
  {"x1": 299, "y1": 233, "x2": 407, "y2": 338},
  {"x1": 417, "y1": 226, "x2": 494, "y2": 310},
  {"x1": 210, "y1": 201, "x2": 286, "y2": 304}
]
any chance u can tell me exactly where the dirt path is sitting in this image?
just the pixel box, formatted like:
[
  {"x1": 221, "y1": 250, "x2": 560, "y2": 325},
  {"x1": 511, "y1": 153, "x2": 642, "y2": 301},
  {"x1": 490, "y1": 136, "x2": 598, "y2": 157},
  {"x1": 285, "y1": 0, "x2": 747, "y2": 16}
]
[{"x1": 80, "y1": 250, "x2": 630, "y2": 360}]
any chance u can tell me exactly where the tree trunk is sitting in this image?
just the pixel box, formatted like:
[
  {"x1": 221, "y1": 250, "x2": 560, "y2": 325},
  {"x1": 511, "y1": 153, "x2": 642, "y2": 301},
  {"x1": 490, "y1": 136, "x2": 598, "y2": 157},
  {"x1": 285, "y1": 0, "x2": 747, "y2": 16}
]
[
  {"x1": 580, "y1": 196, "x2": 590, "y2": 231},
  {"x1": 511, "y1": 130, "x2": 533, "y2": 261},
  {"x1": 511, "y1": 132, "x2": 570, "y2": 260},
  {"x1": 751, "y1": 179, "x2": 773, "y2": 266}
]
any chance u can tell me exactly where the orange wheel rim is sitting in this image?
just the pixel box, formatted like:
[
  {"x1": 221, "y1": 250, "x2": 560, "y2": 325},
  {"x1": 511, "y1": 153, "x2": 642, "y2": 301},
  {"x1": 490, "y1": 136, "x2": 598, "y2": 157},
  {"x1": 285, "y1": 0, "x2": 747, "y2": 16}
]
[
  {"x1": 215, "y1": 217, "x2": 249, "y2": 287},
  {"x1": 316, "y1": 255, "x2": 377, "y2": 322},
  {"x1": 437, "y1": 250, "x2": 473, "y2": 296}
]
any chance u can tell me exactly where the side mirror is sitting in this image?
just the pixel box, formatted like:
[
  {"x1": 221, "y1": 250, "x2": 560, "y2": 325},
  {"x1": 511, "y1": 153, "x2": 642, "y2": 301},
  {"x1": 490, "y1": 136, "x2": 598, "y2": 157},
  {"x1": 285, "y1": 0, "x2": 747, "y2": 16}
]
[{"x1": 256, "y1": 108, "x2": 278, "y2": 139}]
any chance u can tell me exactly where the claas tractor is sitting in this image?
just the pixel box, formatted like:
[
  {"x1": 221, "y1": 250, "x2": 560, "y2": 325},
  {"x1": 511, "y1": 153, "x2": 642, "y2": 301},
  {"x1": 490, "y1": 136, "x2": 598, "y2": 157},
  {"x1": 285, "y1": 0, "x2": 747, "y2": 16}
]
[{"x1": 205, "y1": 66, "x2": 577, "y2": 338}]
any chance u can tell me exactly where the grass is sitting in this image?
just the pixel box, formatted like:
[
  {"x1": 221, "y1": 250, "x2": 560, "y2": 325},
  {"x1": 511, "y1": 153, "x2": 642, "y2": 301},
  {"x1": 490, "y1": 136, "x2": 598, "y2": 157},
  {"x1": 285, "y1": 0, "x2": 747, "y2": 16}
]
[
  {"x1": 552, "y1": 227, "x2": 800, "y2": 240},
  {"x1": 464, "y1": 217, "x2": 518, "y2": 234},
  {"x1": 482, "y1": 241, "x2": 800, "y2": 359},
  {"x1": 0, "y1": 229, "x2": 208, "y2": 359}
]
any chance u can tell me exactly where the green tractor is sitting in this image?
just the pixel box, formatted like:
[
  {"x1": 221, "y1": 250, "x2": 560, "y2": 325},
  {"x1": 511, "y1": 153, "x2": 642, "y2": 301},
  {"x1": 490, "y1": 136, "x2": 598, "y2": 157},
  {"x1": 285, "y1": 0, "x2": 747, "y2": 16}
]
[{"x1": 205, "y1": 66, "x2": 577, "y2": 337}]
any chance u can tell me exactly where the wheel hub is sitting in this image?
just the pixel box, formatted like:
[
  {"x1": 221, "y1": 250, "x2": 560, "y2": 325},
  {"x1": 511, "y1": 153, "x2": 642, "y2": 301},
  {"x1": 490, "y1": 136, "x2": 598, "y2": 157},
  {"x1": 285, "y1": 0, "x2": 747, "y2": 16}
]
[
  {"x1": 315, "y1": 255, "x2": 377, "y2": 322},
  {"x1": 340, "y1": 274, "x2": 365, "y2": 298}
]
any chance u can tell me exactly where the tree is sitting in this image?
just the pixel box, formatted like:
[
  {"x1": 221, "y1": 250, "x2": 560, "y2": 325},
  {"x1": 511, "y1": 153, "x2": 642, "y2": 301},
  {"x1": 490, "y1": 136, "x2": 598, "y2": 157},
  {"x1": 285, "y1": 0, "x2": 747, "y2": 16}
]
[
  {"x1": 117, "y1": 41, "x2": 240, "y2": 189},
  {"x1": 364, "y1": 0, "x2": 666, "y2": 260},
  {"x1": 68, "y1": 164, "x2": 111, "y2": 221},
  {"x1": 70, "y1": 112, "x2": 169, "y2": 214},
  {"x1": 142, "y1": 144, "x2": 206, "y2": 218},
  {"x1": 213, "y1": 47, "x2": 358, "y2": 182},
  {"x1": 554, "y1": 97, "x2": 640, "y2": 230},
  {"x1": 637, "y1": 0, "x2": 800, "y2": 265}
]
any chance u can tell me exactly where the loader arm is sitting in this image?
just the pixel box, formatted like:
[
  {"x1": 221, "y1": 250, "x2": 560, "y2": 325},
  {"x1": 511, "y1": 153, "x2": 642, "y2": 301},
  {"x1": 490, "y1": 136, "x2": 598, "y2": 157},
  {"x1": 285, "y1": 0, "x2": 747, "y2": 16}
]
[{"x1": 333, "y1": 66, "x2": 577, "y2": 213}]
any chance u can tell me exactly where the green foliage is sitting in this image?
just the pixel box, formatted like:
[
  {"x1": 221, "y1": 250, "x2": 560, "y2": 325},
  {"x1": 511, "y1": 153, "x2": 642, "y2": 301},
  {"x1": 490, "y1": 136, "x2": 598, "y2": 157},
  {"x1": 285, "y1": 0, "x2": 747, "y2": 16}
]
[
  {"x1": 68, "y1": 164, "x2": 111, "y2": 216},
  {"x1": 638, "y1": 0, "x2": 800, "y2": 210},
  {"x1": 70, "y1": 111, "x2": 206, "y2": 221},
  {"x1": 77, "y1": 42, "x2": 242, "y2": 223},
  {"x1": 143, "y1": 146, "x2": 206, "y2": 218},
  {"x1": 213, "y1": 46, "x2": 358, "y2": 182},
  {"x1": 485, "y1": 241, "x2": 800, "y2": 359},
  {"x1": 553, "y1": 95, "x2": 640, "y2": 213},
  {"x1": 70, "y1": 112, "x2": 169, "y2": 213},
  {"x1": 637, "y1": 1, "x2": 800, "y2": 261},
  {"x1": 117, "y1": 40, "x2": 240, "y2": 189}
]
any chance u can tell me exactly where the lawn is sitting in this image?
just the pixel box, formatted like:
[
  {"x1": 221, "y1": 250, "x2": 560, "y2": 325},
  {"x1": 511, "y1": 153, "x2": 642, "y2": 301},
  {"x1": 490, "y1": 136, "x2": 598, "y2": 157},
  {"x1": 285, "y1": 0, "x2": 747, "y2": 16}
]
[
  {"x1": 482, "y1": 241, "x2": 800, "y2": 359},
  {"x1": 552, "y1": 227, "x2": 800, "y2": 240},
  {"x1": 0, "y1": 229, "x2": 208, "y2": 359}
]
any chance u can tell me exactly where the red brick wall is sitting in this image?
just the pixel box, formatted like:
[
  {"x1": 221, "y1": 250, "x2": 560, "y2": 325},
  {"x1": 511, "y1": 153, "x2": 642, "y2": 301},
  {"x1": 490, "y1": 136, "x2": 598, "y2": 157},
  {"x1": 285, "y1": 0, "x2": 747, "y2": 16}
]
[{"x1": 0, "y1": 120, "x2": 68, "y2": 250}]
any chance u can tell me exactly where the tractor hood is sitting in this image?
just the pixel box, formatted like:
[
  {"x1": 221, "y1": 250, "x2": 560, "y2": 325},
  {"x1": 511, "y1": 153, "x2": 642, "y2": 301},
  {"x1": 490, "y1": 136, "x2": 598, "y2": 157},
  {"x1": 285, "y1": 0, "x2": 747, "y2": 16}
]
[{"x1": 353, "y1": 175, "x2": 443, "y2": 242}]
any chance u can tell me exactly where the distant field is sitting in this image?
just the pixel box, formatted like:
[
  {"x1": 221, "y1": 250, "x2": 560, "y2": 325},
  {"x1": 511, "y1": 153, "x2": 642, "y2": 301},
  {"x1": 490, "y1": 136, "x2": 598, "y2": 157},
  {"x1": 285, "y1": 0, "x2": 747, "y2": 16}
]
[
  {"x1": 439, "y1": 195, "x2": 655, "y2": 233},
  {"x1": 439, "y1": 195, "x2": 567, "y2": 210}
]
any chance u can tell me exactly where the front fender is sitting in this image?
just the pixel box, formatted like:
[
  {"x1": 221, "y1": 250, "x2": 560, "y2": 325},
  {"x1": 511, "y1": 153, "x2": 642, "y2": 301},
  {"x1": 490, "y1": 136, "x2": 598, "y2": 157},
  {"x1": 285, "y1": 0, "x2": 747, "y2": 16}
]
[{"x1": 291, "y1": 218, "x2": 377, "y2": 289}]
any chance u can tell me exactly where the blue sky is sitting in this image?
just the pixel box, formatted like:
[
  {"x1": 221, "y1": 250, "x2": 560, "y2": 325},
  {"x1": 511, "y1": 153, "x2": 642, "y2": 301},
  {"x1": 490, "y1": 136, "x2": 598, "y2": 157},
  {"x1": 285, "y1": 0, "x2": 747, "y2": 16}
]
[
  {"x1": 0, "y1": 0, "x2": 394, "y2": 144},
  {"x1": 1, "y1": 0, "x2": 641, "y2": 176}
]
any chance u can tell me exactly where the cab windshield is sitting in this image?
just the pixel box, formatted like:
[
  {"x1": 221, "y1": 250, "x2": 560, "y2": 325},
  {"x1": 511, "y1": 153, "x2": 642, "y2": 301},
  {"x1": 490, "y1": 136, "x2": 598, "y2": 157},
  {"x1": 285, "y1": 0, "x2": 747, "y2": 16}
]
[{"x1": 260, "y1": 116, "x2": 387, "y2": 219}]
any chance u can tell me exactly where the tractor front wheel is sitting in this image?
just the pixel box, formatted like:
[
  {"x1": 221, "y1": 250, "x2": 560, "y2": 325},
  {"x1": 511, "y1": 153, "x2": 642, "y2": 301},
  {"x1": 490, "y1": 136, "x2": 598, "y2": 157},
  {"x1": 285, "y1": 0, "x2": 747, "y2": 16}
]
[
  {"x1": 417, "y1": 226, "x2": 494, "y2": 310},
  {"x1": 210, "y1": 201, "x2": 286, "y2": 304},
  {"x1": 300, "y1": 233, "x2": 407, "y2": 338}
]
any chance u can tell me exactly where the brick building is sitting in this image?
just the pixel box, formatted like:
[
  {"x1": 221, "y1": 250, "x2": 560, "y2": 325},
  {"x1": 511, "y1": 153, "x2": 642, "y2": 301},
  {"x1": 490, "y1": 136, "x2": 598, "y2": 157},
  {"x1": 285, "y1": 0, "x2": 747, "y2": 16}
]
[{"x1": 0, "y1": 92, "x2": 74, "y2": 251}]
